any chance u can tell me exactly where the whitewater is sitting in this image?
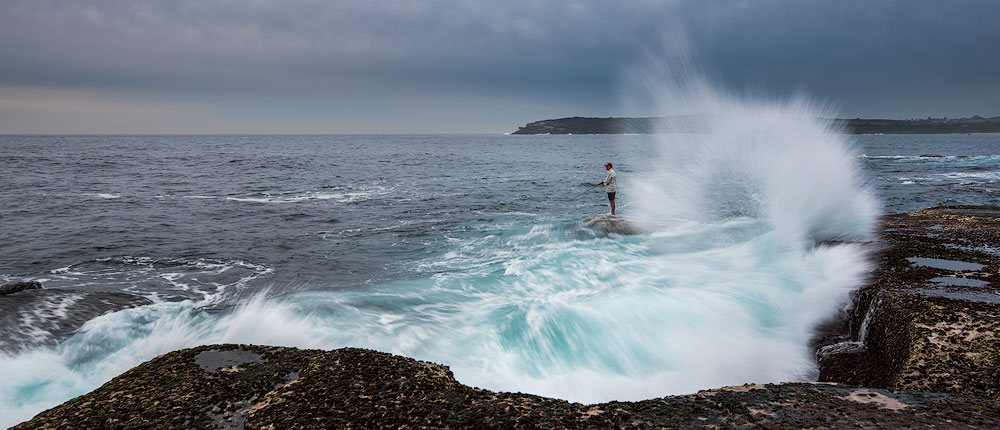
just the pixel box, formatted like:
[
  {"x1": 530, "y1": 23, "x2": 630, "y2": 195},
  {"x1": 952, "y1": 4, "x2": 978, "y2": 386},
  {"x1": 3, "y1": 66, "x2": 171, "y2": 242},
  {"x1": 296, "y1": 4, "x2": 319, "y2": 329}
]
[{"x1": 16, "y1": 72, "x2": 1000, "y2": 426}]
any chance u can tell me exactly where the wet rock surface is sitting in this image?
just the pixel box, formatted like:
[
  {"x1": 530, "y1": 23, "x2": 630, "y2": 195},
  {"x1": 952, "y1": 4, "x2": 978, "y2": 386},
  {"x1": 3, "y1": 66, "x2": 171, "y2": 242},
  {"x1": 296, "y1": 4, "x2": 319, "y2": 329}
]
[
  {"x1": 0, "y1": 281, "x2": 42, "y2": 295},
  {"x1": 582, "y1": 214, "x2": 641, "y2": 235},
  {"x1": 817, "y1": 205, "x2": 1000, "y2": 400},
  {"x1": 0, "y1": 281, "x2": 152, "y2": 353},
  {"x1": 14, "y1": 345, "x2": 1000, "y2": 429},
  {"x1": 196, "y1": 349, "x2": 266, "y2": 373}
]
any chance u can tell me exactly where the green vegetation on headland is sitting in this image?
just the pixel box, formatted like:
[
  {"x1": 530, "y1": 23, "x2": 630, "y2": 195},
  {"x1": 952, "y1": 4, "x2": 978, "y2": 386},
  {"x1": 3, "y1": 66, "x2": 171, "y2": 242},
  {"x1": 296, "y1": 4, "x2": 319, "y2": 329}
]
[{"x1": 511, "y1": 115, "x2": 1000, "y2": 134}]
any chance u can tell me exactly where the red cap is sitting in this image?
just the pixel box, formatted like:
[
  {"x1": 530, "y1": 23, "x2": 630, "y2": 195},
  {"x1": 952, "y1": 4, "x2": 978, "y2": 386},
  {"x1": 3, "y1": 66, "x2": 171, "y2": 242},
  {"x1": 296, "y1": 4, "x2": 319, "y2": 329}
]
[{"x1": 605, "y1": 162, "x2": 613, "y2": 168}]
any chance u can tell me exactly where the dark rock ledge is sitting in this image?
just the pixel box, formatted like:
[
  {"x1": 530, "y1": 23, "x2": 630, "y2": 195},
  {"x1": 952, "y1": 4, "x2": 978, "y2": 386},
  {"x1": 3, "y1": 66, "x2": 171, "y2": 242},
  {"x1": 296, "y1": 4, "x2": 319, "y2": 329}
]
[
  {"x1": 816, "y1": 205, "x2": 1000, "y2": 401},
  {"x1": 13, "y1": 205, "x2": 1000, "y2": 429},
  {"x1": 13, "y1": 345, "x2": 1000, "y2": 429},
  {"x1": 0, "y1": 281, "x2": 43, "y2": 296}
]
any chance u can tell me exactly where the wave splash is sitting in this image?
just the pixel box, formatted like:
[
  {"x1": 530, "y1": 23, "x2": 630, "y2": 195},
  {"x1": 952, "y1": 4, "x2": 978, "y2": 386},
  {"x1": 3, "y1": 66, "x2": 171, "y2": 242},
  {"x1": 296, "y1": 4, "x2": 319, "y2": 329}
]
[
  {"x1": 625, "y1": 48, "x2": 879, "y2": 247},
  {"x1": 0, "y1": 55, "x2": 880, "y2": 426}
]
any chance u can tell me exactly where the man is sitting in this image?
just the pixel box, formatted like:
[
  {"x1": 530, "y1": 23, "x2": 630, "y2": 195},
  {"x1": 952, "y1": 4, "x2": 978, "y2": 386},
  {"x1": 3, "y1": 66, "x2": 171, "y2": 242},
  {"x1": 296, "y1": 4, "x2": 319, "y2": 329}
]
[{"x1": 599, "y1": 162, "x2": 617, "y2": 215}]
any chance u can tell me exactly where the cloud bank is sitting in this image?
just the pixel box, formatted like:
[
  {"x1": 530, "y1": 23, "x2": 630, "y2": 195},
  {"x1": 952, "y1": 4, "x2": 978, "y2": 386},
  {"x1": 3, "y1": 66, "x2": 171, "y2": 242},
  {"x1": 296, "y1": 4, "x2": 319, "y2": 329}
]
[{"x1": 1, "y1": 0, "x2": 997, "y2": 132}]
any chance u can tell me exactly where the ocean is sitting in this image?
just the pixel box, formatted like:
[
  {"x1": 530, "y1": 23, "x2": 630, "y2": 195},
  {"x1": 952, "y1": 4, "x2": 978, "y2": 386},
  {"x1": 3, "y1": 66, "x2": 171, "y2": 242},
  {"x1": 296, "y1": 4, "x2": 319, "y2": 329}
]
[{"x1": 2, "y1": 131, "x2": 999, "y2": 425}]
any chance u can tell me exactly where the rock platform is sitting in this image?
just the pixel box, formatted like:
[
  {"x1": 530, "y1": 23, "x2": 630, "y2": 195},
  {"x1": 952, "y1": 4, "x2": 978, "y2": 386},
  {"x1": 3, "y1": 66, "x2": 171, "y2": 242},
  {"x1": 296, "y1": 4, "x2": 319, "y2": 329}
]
[
  {"x1": 14, "y1": 345, "x2": 999, "y2": 429},
  {"x1": 816, "y1": 206, "x2": 1000, "y2": 401}
]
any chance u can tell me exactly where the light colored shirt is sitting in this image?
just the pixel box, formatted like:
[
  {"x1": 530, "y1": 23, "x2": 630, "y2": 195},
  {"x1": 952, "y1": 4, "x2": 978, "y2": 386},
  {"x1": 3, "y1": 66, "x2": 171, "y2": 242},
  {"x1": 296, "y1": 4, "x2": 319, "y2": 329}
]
[{"x1": 603, "y1": 168, "x2": 617, "y2": 193}]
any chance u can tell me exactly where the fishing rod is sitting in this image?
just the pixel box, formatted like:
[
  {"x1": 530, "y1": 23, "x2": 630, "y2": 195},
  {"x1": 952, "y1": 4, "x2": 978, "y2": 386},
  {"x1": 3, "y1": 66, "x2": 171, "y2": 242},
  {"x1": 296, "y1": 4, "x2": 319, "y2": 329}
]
[{"x1": 571, "y1": 183, "x2": 603, "y2": 199}]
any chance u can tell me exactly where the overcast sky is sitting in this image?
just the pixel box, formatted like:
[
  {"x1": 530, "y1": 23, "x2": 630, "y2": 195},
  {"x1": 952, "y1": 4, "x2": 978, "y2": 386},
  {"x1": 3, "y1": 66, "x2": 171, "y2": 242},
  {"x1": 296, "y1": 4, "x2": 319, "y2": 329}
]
[{"x1": 1, "y1": 0, "x2": 998, "y2": 133}]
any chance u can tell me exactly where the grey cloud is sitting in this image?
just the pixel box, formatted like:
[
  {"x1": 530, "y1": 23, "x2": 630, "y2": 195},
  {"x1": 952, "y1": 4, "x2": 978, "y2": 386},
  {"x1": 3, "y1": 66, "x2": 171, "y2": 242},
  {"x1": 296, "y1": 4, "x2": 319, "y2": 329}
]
[
  {"x1": 0, "y1": 1, "x2": 649, "y2": 93},
  {"x1": 1, "y1": 0, "x2": 999, "y2": 132}
]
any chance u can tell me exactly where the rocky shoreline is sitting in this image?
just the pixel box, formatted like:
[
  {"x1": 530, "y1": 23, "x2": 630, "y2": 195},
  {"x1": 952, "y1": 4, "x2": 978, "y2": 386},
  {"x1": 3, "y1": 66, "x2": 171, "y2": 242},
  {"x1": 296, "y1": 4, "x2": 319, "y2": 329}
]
[
  {"x1": 13, "y1": 346, "x2": 999, "y2": 429},
  {"x1": 11, "y1": 205, "x2": 1000, "y2": 428},
  {"x1": 815, "y1": 206, "x2": 1000, "y2": 400}
]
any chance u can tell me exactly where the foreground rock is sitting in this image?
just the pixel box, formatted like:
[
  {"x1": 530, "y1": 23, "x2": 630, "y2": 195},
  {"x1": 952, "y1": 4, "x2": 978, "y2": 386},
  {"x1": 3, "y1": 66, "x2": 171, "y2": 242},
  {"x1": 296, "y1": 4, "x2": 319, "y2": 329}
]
[
  {"x1": 0, "y1": 281, "x2": 152, "y2": 353},
  {"x1": 817, "y1": 205, "x2": 1000, "y2": 400},
  {"x1": 15, "y1": 344, "x2": 1000, "y2": 429}
]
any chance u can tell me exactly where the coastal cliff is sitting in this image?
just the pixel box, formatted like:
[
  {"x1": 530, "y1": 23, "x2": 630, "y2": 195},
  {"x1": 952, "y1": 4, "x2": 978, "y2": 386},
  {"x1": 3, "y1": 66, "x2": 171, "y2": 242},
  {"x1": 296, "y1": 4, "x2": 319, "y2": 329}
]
[
  {"x1": 512, "y1": 116, "x2": 1000, "y2": 134},
  {"x1": 13, "y1": 206, "x2": 1000, "y2": 429}
]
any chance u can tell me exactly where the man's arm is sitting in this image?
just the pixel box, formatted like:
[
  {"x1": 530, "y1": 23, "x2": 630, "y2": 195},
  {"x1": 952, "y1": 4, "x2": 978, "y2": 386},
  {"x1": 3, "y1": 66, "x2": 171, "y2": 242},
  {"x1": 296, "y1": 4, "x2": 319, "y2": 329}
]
[{"x1": 601, "y1": 172, "x2": 612, "y2": 185}]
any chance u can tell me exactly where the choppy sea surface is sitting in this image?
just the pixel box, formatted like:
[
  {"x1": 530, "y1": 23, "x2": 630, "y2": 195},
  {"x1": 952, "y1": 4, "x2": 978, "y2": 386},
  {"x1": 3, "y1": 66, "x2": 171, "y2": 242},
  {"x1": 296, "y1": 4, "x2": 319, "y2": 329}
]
[{"x1": 1, "y1": 132, "x2": 998, "y2": 425}]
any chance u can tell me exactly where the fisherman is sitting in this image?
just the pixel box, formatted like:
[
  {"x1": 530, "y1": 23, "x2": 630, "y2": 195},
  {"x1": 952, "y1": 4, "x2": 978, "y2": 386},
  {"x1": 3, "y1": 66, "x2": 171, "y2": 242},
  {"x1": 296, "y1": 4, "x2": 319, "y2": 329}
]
[{"x1": 598, "y1": 162, "x2": 617, "y2": 215}]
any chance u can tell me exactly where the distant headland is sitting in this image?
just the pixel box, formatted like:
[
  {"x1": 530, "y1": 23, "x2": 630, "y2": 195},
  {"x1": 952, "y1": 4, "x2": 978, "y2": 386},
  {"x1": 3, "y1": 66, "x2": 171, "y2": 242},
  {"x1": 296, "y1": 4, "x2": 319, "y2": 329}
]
[{"x1": 511, "y1": 115, "x2": 1000, "y2": 135}]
